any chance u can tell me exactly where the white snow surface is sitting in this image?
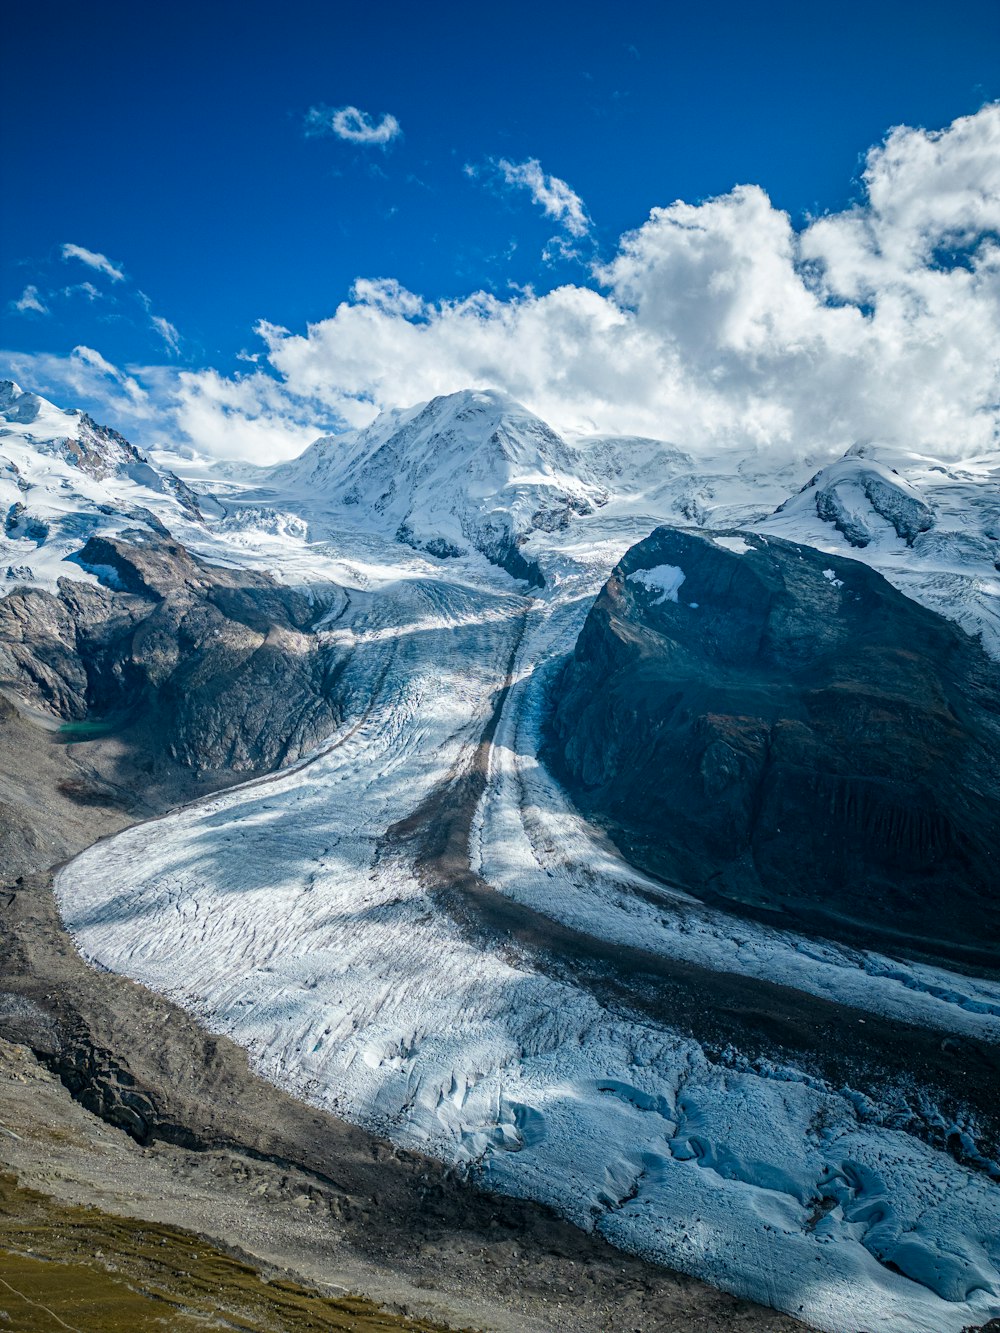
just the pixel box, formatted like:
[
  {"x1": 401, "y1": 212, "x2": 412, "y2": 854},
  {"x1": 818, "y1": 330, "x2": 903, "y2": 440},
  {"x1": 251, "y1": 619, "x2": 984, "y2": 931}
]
[
  {"x1": 35, "y1": 387, "x2": 1000, "y2": 1332},
  {"x1": 627, "y1": 563, "x2": 687, "y2": 603},
  {"x1": 267, "y1": 389, "x2": 605, "y2": 570},
  {"x1": 0, "y1": 380, "x2": 205, "y2": 594},
  {"x1": 713, "y1": 534, "x2": 754, "y2": 555}
]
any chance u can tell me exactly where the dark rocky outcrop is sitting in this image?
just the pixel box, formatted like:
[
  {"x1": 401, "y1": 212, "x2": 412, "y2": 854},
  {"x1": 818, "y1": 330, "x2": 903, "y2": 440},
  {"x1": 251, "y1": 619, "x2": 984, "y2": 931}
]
[
  {"x1": 546, "y1": 526, "x2": 1000, "y2": 968},
  {"x1": 0, "y1": 532, "x2": 344, "y2": 780}
]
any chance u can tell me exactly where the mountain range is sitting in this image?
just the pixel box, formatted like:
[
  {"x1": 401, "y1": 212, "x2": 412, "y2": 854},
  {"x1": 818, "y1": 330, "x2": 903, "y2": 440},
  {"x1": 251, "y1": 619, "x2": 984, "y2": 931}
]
[{"x1": 2, "y1": 377, "x2": 999, "y2": 1333}]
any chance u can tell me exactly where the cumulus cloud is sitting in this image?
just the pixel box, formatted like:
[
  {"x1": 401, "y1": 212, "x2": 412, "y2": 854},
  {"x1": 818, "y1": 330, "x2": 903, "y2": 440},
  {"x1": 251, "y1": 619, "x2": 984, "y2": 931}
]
[
  {"x1": 248, "y1": 105, "x2": 999, "y2": 461},
  {"x1": 60, "y1": 243, "x2": 126, "y2": 282},
  {"x1": 493, "y1": 157, "x2": 591, "y2": 237},
  {"x1": 163, "y1": 366, "x2": 324, "y2": 461},
  {"x1": 8, "y1": 106, "x2": 999, "y2": 468},
  {"x1": 305, "y1": 104, "x2": 402, "y2": 146},
  {"x1": 13, "y1": 285, "x2": 48, "y2": 314}
]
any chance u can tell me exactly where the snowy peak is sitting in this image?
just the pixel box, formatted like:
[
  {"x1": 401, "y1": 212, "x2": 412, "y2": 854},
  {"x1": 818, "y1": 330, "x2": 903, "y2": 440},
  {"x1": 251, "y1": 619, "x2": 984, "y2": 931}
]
[
  {"x1": 1, "y1": 381, "x2": 141, "y2": 479},
  {"x1": 287, "y1": 389, "x2": 587, "y2": 493},
  {"x1": 0, "y1": 382, "x2": 203, "y2": 593},
  {"x1": 1, "y1": 379, "x2": 88, "y2": 440},
  {"x1": 337, "y1": 389, "x2": 592, "y2": 505},
  {"x1": 403, "y1": 388, "x2": 585, "y2": 474},
  {"x1": 276, "y1": 389, "x2": 606, "y2": 583},
  {"x1": 1, "y1": 381, "x2": 198, "y2": 510},
  {"x1": 0, "y1": 380, "x2": 42, "y2": 424},
  {"x1": 776, "y1": 450, "x2": 935, "y2": 548}
]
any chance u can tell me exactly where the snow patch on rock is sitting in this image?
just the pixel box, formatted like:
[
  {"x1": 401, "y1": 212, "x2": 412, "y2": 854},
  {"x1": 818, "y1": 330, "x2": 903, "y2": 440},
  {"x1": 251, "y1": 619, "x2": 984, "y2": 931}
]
[
  {"x1": 782, "y1": 455, "x2": 934, "y2": 548},
  {"x1": 627, "y1": 563, "x2": 687, "y2": 603}
]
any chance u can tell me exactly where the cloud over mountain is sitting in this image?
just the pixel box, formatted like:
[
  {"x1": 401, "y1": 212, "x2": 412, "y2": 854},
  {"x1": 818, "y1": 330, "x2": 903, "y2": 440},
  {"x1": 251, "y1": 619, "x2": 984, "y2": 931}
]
[{"x1": 9, "y1": 105, "x2": 999, "y2": 467}]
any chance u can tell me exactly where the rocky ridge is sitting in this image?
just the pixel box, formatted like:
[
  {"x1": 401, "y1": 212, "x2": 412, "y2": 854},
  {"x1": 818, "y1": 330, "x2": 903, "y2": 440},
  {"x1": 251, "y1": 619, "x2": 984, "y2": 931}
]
[
  {"x1": 546, "y1": 525, "x2": 1000, "y2": 967},
  {"x1": 0, "y1": 532, "x2": 344, "y2": 780}
]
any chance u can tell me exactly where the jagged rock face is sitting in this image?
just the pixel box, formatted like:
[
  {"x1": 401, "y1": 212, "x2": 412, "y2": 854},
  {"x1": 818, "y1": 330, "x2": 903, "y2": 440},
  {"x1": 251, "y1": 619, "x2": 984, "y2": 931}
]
[
  {"x1": 66, "y1": 414, "x2": 203, "y2": 521},
  {"x1": 0, "y1": 534, "x2": 342, "y2": 775},
  {"x1": 546, "y1": 526, "x2": 1000, "y2": 964}
]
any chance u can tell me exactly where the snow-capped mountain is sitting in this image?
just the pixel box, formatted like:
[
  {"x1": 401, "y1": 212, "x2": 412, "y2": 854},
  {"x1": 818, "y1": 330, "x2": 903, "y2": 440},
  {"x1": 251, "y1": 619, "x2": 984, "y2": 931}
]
[
  {"x1": 4, "y1": 377, "x2": 999, "y2": 658},
  {"x1": 0, "y1": 380, "x2": 203, "y2": 591},
  {"x1": 775, "y1": 449, "x2": 936, "y2": 547},
  {"x1": 5, "y1": 377, "x2": 1000, "y2": 1333},
  {"x1": 270, "y1": 389, "x2": 607, "y2": 582},
  {"x1": 760, "y1": 442, "x2": 1000, "y2": 656}
]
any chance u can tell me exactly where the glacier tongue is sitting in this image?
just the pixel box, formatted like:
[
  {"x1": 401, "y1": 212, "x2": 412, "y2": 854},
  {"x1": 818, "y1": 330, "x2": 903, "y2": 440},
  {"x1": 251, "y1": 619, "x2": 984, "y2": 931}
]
[{"x1": 8, "y1": 379, "x2": 995, "y2": 1333}]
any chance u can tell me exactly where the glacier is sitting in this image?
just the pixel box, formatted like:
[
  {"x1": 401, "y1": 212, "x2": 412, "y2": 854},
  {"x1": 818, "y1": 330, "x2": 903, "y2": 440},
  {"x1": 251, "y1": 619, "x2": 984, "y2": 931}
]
[{"x1": 10, "y1": 386, "x2": 996, "y2": 1333}]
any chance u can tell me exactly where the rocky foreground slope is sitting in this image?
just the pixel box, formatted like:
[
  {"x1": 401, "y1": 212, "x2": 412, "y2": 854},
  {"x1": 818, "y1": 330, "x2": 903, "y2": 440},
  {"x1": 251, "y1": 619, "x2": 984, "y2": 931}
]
[
  {"x1": 546, "y1": 525, "x2": 1000, "y2": 967},
  {"x1": 0, "y1": 532, "x2": 344, "y2": 786}
]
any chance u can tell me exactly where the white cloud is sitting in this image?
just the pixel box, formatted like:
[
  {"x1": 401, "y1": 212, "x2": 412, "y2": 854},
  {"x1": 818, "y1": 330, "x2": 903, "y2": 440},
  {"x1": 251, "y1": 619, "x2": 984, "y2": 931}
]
[
  {"x1": 164, "y1": 368, "x2": 322, "y2": 461},
  {"x1": 0, "y1": 346, "x2": 151, "y2": 425},
  {"x1": 304, "y1": 104, "x2": 401, "y2": 146},
  {"x1": 494, "y1": 158, "x2": 591, "y2": 237},
  {"x1": 350, "y1": 277, "x2": 428, "y2": 317},
  {"x1": 60, "y1": 243, "x2": 126, "y2": 282},
  {"x1": 7, "y1": 105, "x2": 999, "y2": 469},
  {"x1": 252, "y1": 105, "x2": 999, "y2": 461},
  {"x1": 13, "y1": 285, "x2": 48, "y2": 314},
  {"x1": 542, "y1": 234, "x2": 585, "y2": 266},
  {"x1": 151, "y1": 315, "x2": 181, "y2": 355},
  {"x1": 71, "y1": 346, "x2": 149, "y2": 405}
]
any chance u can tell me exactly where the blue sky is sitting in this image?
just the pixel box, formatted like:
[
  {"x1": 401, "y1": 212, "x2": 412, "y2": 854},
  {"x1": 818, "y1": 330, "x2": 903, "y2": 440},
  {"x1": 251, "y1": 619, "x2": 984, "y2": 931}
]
[{"x1": 3, "y1": 0, "x2": 1000, "y2": 462}]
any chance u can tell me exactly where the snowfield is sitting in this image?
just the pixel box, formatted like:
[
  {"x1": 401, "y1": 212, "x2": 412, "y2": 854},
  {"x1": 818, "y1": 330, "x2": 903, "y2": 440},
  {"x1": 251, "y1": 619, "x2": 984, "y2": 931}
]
[
  {"x1": 32, "y1": 389, "x2": 1000, "y2": 1332},
  {"x1": 0, "y1": 380, "x2": 206, "y2": 591}
]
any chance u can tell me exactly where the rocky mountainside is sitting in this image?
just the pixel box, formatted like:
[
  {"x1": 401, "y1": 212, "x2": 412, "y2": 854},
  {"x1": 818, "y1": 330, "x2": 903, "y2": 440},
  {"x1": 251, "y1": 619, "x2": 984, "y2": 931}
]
[
  {"x1": 269, "y1": 388, "x2": 606, "y2": 583},
  {"x1": 1, "y1": 380, "x2": 202, "y2": 591},
  {"x1": 545, "y1": 525, "x2": 1000, "y2": 967},
  {"x1": 0, "y1": 532, "x2": 343, "y2": 781}
]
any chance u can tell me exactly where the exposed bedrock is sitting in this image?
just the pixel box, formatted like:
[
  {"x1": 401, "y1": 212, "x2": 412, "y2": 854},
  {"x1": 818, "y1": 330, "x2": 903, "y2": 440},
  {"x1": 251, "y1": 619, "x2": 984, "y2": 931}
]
[
  {"x1": 545, "y1": 526, "x2": 1000, "y2": 968},
  {"x1": 0, "y1": 532, "x2": 344, "y2": 778}
]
